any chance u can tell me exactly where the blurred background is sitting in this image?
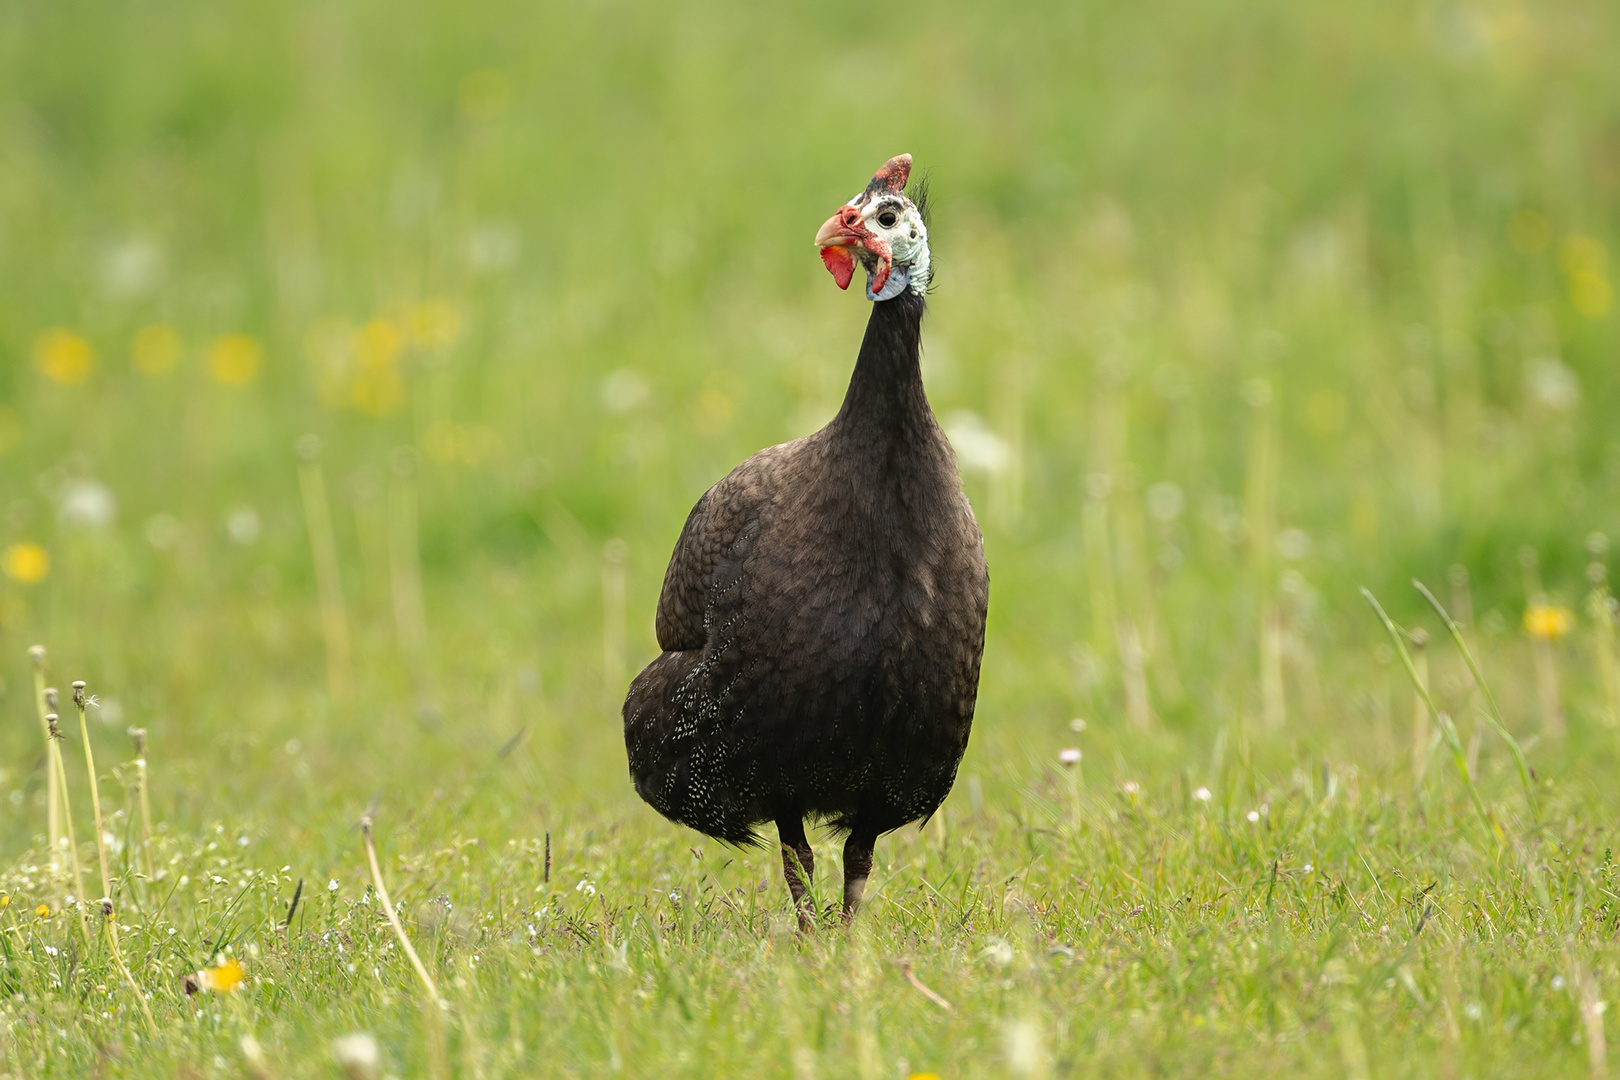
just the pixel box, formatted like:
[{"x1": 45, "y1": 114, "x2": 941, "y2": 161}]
[{"x1": 0, "y1": 0, "x2": 1617, "y2": 839}]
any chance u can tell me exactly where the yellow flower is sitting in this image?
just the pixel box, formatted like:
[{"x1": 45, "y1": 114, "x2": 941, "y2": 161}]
[
  {"x1": 692, "y1": 389, "x2": 735, "y2": 434},
  {"x1": 132, "y1": 324, "x2": 182, "y2": 376},
  {"x1": 209, "y1": 334, "x2": 263, "y2": 386},
  {"x1": 33, "y1": 329, "x2": 95, "y2": 385},
  {"x1": 1524, "y1": 603, "x2": 1574, "y2": 641},
  {"x1": 350, "y1": 368, "x2": 405, "y2": 417},
  {"x1": 406, "y1": 300, "x2": 461, "y2": 350},
  {"x1": 1, "y1": 895, "x2": 9, "y2": 908},
  {"x1": 1561, "y1": 235, "x2": 1612, "y2": 319},
  {"x1": 35, "y1": 904, "x2": 49, "y2": 919},
  {"x1": 2, "y1": 543, "x2": 49, "y2": 585},
  {"x1": 201, "y1": 956, "x2": 246, "y2": 993},
  {"x1": 1570, "y1": 271, "x2": 1613, "y2": 319},
  {"x1": 354, "y1": 318, "x2": 403, "y2": 370}
]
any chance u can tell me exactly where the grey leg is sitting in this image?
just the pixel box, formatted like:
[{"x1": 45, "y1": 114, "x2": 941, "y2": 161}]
[
  {"x1": 778, "y1": 817, "x2": 815, "y2": 930},
  {"x1": 842, "y1": 831, "x2": 876, "y2": 924}
]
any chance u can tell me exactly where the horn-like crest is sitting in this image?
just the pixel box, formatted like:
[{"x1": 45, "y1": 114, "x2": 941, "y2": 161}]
[{"x1": 869, "y1": 153, "x2": 912, "y2": 195}]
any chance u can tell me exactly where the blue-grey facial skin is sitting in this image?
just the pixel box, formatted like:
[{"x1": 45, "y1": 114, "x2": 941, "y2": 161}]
[{"x1": 867, "y1": 264, "x2": 910, "y2": 302}]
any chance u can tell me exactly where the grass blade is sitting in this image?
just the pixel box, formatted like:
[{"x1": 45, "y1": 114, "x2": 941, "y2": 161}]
[
  {"x1": 1412, "y1": 578, "x2": 1537, "y2": 819},
  {"x1": 1361, "y1": 588, "x2": 1495, "y2": 840}
]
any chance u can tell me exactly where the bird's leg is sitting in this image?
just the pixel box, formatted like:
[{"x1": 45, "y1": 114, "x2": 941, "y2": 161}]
[
  {"x1": 841, "y1": 831, "x2": 876, "y2": 925},
  {"x1": 777, "y1": 817, "x2": 815, "y2": 930}
]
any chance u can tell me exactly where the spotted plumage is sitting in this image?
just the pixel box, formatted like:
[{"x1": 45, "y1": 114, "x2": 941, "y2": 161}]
[{"x1": 623, "y1": 155, "x2": 987, "y2": 923}]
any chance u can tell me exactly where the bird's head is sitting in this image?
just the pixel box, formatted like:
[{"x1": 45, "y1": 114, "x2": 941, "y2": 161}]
[{"x1": 815, "y1": 153, "x2": 931, "y2": 302}]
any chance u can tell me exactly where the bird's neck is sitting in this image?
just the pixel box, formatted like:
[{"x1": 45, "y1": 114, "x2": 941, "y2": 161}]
[{"x1": 833, "y1": 291, "x2": 931, "y2": 441}]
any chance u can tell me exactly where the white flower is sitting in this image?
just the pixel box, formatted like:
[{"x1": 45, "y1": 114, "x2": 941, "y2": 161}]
[
  {"x1": 1123, "y1": 780, "x2": 1140, "y2": 794},
  {"x1": 1058, "y1": 747, "x2": 1081, "y2": 766},
  {"x1": 1553, "y1": 975, "x2": 1567, "y2": 991},
  {"x1": 328, "y1": 879, "x2": 339, "y2": 892},
  {"x1": 59, "y1": 480, "x2": 116, "y2": 530},
  {"x1": 331, "y1": 1032, "x2": 380, "y2": 1076},
  {"x1": 1193, "y1": 786, "x2": 1212, "y2": 802},
  {"x1": 981, "y1": 937, "x2": 1015, "y2": 967},
  {"x1": 1247, "y1": 810, "x2": 1261, "y2": 823}
]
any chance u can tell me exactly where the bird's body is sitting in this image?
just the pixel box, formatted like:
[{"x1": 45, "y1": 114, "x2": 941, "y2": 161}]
[{"x1": 623, "y1": 155, "x2": 987, "y2": 922}]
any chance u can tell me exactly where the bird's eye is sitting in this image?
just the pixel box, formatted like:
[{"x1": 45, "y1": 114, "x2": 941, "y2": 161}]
[{"x1": 878, "y1": 211, "x2": 898, "y2": 228}]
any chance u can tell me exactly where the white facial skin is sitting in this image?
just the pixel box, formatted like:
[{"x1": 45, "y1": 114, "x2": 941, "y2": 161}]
[{"x1": 850, "y1": 190, "x2": 931, "y2": 299}]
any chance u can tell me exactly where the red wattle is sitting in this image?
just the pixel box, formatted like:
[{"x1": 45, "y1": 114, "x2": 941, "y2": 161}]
[{"x1": 821, "y1": 246, "x2": 856, "y2": 290}]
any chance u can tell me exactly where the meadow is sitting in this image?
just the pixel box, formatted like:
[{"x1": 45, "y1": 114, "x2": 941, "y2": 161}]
[{"x1": 1, "y1": 0, "x2": 1619, "y2": 1074}]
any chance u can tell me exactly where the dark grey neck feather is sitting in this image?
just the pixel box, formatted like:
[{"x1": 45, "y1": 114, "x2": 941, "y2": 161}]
[{"x1": 832, "y1": 291, "x2": 931, "y2": 447}]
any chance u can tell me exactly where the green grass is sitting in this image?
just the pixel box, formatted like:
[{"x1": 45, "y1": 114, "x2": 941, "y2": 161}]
[{"x1": 1, "y1": 0, "x2": 1619, "y2": 1074}]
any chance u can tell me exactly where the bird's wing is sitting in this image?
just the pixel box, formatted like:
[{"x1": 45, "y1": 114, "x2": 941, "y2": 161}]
[{"x1": 653, "y1": 454, "x2": 779, "y2": 652}]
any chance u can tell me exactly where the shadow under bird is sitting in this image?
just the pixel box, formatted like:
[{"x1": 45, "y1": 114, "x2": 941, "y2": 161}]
[{"x1": 624, "y1": 154, "x2": 989, "y2": 925}]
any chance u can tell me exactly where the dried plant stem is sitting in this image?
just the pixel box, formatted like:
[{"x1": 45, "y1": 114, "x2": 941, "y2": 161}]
[
  {"x1": 361, "y1": 813, "x2": 445, "y2": 1078},
  {"x1": 1589, "y1": 584, "x2": 1620, "y2": 727},
  {"x1": 1116, "y1": 617, "x2": 1153, "y2": 730},
  {"x1": 131, "y1": 728, "x2": 155, "y2": 882},
  {"x1": 360, "y1": 815, "x2": 438, "y2": 998},
  {"x1": 73, "y1": 683, "x2": 112, "y2": 898},
  {"x1": 296, "y1": 436, "x2": 353, "y2": 704},
  {"x1": 46, "y1": 716, "x2": 93, "y2": 945},
  {"x1": 28, "y1": 648, "x2": 61, "y2": 883}
]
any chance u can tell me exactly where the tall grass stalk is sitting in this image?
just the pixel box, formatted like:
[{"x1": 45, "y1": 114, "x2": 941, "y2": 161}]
[
  {"x1": 129, "y1": 727, "x2": 155, "y2": 882},
  {"x1": 27, "y1": 646, "x2": 61, "y2": 883},
  {"x1": 71, "y1": 682, "x2": 112, "y2": 899},
  {"x1": 1413, "y1": 579, "x2": 1537, "y2": 819},
  {"x1": 44, "y1": 713, "x2": 93, "y2": 945},
  {"x1": 296, "y1": 434, "x2": 353, "y2": 704},
  {"x1": 99, "y1": 897, "x2": 156, "y2": 1035}
]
